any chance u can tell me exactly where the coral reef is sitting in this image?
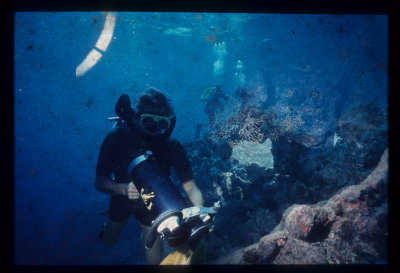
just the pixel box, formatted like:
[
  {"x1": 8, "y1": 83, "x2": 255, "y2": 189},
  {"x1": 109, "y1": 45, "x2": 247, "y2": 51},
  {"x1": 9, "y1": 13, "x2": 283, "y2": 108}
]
[
  {"x1": 214, "y1": 149, "x2": 388, "y2": 264},
  {"x1": 185, "y1": 100, "x2": 387, "y2": 264}
]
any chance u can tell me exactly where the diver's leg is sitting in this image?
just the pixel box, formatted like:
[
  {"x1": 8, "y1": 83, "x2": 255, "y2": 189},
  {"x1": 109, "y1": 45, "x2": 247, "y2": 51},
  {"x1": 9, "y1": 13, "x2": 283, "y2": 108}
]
[
  {"x1": 103, "y1": 218, "x2": 128, "y2": 248},
  {"x1": 194, "y1": 124, "x2": 203, "y2": 140},
  {"x1": 140, "y1": 224, "x2": 163, "y2": 265}
]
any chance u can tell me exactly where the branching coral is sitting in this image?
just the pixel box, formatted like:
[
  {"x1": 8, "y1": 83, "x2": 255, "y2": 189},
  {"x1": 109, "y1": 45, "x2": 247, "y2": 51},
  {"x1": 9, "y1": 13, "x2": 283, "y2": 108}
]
[
  {"x1": 266, "y1": 105, "x2": 305, "y2": 141},
  {"x1": 208, "y1": 106, "x2": 267, "y2": 146}
]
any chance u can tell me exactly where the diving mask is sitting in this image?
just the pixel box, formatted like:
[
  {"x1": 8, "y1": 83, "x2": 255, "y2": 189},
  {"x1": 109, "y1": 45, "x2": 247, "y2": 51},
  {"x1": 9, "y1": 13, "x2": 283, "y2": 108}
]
[{"x1": 139, "y1": 113, "x2": 174, "y2": 132}]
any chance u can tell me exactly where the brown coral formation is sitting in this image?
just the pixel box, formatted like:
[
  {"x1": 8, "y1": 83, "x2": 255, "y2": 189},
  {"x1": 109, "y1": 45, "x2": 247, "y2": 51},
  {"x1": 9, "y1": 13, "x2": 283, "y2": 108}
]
[{"x1": 215, "y1": 149, "x2": 388, "y2": 264}]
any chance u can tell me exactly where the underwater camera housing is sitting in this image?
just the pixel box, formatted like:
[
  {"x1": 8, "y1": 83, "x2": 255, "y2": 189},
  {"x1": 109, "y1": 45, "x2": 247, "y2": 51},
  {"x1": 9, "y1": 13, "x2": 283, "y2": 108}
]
[{"x1": 126, "y1": 151, "x2": 219, "y2": 249}]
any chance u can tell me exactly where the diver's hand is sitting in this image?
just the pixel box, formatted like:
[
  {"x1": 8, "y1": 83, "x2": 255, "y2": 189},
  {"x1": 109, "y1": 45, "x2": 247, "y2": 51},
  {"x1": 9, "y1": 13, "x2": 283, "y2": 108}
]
[{"x1": 125, "y1": 182, "x2": 139, "y2": 200}]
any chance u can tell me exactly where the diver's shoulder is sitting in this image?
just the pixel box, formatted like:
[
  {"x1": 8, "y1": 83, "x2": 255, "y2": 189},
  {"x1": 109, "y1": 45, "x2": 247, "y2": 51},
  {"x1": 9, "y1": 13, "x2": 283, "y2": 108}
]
[{"x1": 107, "y1": 123, "x2": 133, "y2": 140}]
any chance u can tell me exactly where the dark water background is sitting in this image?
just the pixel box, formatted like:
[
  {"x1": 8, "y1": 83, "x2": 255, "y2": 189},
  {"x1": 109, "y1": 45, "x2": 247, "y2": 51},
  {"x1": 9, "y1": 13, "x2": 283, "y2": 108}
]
[{"x1": 14, "y1": 12, "x2": 388, "y2": 264}]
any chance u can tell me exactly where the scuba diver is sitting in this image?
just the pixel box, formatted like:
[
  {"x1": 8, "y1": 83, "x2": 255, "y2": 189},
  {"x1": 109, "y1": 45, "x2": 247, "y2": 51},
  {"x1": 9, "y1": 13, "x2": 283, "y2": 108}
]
[
  {"x1": 195, "y1": 85, "x2": 229, "y2": 139},
  {"x1": 95, "y1": 87, "x2": 217, "y2": 264},
  {"x1": 235, "y1": 86, "x2": 255, "y2": 107}
]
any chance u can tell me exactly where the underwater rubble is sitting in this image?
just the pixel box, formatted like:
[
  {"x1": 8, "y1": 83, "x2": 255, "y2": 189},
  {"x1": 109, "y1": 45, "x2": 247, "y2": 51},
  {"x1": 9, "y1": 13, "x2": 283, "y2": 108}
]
[{"x1": 213, "y1": 149, "x2": 387, "y2": 264}]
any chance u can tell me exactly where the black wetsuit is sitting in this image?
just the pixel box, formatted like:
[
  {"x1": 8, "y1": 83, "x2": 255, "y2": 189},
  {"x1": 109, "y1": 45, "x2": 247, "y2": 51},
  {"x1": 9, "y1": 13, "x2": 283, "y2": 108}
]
[{"x1": 96, "y1": 122, "x2": 194, "y2": 226}]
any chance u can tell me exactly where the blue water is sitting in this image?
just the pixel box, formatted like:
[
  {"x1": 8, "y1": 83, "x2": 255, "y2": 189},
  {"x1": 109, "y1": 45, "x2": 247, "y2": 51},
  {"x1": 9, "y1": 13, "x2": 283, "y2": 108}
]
[{"x1": 14, "y1": 12, "x2": 388, "y2": 265}]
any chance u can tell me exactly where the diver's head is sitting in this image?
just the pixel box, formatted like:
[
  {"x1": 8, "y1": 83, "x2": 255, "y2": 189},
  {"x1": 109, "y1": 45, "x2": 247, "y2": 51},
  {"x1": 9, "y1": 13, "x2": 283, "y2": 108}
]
[{"x1": 136, "y1": 87, "x2": 176, "y2": 138}]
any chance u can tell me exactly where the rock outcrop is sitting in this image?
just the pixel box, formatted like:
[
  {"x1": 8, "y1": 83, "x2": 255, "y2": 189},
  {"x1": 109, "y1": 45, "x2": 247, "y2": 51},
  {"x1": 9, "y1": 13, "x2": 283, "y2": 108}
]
[{"x1": 214, "y1": 149, "x2": 388, "y2": 264}]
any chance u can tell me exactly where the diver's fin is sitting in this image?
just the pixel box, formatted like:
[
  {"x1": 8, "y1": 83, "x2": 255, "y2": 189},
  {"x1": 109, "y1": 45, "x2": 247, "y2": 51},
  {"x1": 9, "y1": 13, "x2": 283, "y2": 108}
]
[
  {"x1": 159, "y1": 239, "x2": 208, "y2": 265},
  {"x1": 160, "y1": 246, "x2": 194, "y2": 265}
]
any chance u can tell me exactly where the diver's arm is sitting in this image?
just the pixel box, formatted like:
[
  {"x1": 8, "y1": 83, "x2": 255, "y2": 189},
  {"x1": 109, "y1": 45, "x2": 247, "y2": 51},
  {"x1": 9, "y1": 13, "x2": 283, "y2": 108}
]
[
  {"x1": 182, "y1": 180, "x2": 204, "y2": 207},
  {"x1": 95, "y1": 175, "x2": 139, "y2": 199},
  {"x1": 95, "y1": 175, "x2": 127, "y2": 195}
]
